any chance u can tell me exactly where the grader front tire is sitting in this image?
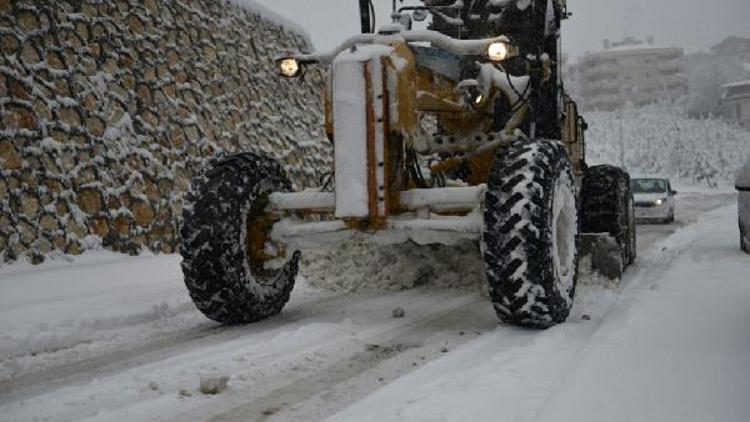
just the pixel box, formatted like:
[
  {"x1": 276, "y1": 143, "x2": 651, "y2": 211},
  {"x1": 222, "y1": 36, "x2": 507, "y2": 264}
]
[
  {"x1": 482, "y1": 140, "x2": 579, "y2": 328},
  {"x1": 179, "y1": 153, "x2": 300, "y2": 324}
]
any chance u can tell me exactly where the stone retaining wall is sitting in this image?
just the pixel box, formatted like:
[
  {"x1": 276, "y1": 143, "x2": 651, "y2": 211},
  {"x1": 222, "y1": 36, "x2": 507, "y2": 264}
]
[{"x1": 0, "y1": 0, "x2": 331, "y2": 263}]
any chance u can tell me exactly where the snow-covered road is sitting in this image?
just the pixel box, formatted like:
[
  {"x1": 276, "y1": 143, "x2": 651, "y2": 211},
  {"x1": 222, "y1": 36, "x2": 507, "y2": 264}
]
[
  {"x1": 0, "y1": 191, "x2": 746, "y2": 422},
  {"x1": 328, "y1": 201, "x2": 750, "y2": 422}
]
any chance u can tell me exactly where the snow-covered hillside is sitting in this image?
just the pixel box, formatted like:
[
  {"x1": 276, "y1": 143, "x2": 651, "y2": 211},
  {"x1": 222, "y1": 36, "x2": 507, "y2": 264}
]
[{"x1": 586, "y1": 104, "x2": 750, "y2": 187}]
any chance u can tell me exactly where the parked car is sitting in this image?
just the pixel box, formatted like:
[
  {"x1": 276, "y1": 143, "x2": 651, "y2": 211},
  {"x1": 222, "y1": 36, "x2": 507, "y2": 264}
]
[
  {"x1": 631, "y1": 177, "x2": 677, "y2": 223},
  {"x1": 737, "y1": 159, "x2": 750, "y2": 253}
]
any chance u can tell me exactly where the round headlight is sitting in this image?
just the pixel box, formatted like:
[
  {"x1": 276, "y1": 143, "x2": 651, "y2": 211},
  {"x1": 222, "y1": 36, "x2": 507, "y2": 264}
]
[
  {"x1": 279, "y1": 58, "x2": 300, "y2": 77},
  {"x1": 654, "y1": 198, "x2": 664, "y2": 206},
  {"x1": 487, "y1": 42, "x2": 508, "y2": 61}
]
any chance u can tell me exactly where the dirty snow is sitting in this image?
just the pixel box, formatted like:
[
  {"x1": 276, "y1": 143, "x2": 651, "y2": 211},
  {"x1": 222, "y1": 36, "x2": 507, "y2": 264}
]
[{"x1": 300, "y1": 238, "x2": 485, "y2": 293}]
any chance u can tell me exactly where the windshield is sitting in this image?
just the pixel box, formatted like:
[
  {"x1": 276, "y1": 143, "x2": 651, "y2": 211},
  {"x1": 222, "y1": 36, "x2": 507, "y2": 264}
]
[{"x1": 631, "y1": 178, "x2": 667, "y2": 194}]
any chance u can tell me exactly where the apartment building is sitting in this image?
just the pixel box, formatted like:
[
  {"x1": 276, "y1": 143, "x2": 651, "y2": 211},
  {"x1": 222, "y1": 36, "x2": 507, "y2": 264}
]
[
  {"x1": 721, "y1": 80, "x2": 750, "y2": 128},
  {"x1": 575, "y1": 37, "x2": 688, "y2": 111}
]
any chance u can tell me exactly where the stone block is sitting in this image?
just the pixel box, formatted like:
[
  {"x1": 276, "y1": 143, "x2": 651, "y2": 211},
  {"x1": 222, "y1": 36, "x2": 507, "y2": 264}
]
[
  {"x1": 0, "y1": 141, "x2": 22, "y2": 170},
  {"x1": 46, "y1": 50, "x2": 65, "y2": 70},
  {"x1": 17, "y1": 220, "x2": 36, "y2": 244},
  {"x1": 113, "y1": 215, "x2": 131, "y2": 236},
  {"x1": 20, "y1": 194, "x2": 39, "y2": 217},
  {"x1": 67, "y1": 240, "x2": 81, "y2": 255},
  {"x1": 126, "y1": 14, "x2": 144, "y2": 34},
  {"x1": 4, "y1": 105, "x2": 36, "y2": 130},
  {"x1": 85, "y1": 116, "x2": 105, "y2": 137},
  {"x1": 66, "y1": 218, "x2": 88, "y2": 239},
  {"x1": 91, "y1": 217, "x2": 109, "y2": 236},
  {"x1": 40, "y1": 214, "x2": 58, "y2": 231},
  {"x1": 0, "y1": 34, "x2": 19, "y2": 54},
  {"x1": 58, "y1": 107, "x2": 81, "y2": 127},
  {"x1": 76, "y1": 188, "x2": 102, "y2": 215},
  {"x1": 53, "y1": 235, "x2": 66, "y2": 250},
  {"x1": 17, "y1": 12, "x2": 41, "y2": 33},
  {"x1": 132, "y1": 200, "x2": 155, "y2": 226}
]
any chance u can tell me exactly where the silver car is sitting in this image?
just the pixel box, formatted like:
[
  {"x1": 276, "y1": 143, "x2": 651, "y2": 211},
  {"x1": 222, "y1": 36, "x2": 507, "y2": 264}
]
[
  {"x1": 737, "y1": 159, "x2": 750, "y2": 253},
  {"x1": 631, "y1": 177, "x2": 677, "y2": 223}
]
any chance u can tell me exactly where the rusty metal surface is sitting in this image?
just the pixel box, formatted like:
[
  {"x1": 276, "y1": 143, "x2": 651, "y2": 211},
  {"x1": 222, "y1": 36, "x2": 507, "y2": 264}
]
[
  {"x1": 245, "y1": 196, "x2": 285, "y2": 274},
  {"x1": 364, "y1": 62, "x2": 379, "y2": 223}
]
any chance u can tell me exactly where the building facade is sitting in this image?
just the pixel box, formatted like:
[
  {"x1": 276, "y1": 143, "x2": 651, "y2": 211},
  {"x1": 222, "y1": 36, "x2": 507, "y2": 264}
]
[
  {"x1": 575, "y1": 37, "x2": 688, "y2": 111},
  {"x1": 721, "y1": 80, "x2": 750, "y2": 128}
]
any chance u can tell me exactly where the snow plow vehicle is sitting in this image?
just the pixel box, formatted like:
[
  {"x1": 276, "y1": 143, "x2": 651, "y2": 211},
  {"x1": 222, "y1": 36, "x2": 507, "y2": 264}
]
[{"x1": 179, "y1": 0, "x2": 636, "y2": 328}]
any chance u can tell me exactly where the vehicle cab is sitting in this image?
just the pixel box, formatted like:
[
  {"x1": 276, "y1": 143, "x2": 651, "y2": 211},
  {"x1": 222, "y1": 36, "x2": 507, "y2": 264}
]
[{"x1": 631, "y1": 177, "x2": 676, "y2": 223}]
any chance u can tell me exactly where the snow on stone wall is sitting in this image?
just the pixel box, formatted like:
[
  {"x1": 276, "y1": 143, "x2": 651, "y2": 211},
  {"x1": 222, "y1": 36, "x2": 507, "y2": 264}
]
[
  {"x1": 0, "y1": 0, "x2": 331, "y2": 263},
  {"x1": 586, "y1": 103, "x2": 750, "y2": 187}
]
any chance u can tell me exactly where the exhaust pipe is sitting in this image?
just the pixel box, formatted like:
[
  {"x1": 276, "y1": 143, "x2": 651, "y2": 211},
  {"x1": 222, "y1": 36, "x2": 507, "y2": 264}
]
[{"x1": 359, "y1": 0, "x2": 371, "y2": 33}]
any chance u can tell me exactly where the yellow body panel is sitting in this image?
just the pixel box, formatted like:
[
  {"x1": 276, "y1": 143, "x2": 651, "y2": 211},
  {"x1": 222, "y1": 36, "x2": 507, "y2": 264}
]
[{"x1": 324, "y1": 36, "x2": 582, "y2": 204}]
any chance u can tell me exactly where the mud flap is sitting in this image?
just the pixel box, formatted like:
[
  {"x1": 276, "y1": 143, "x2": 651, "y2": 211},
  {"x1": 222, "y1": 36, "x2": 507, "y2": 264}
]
[{"x1": 578, "y1": 233, "x2": 624, "y2": 283}]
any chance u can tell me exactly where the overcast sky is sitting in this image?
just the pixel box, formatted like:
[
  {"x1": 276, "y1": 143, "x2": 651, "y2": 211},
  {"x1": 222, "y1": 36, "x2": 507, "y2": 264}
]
[{"x1": 252, "y1": 0, "x2": 750, "y2": 59}]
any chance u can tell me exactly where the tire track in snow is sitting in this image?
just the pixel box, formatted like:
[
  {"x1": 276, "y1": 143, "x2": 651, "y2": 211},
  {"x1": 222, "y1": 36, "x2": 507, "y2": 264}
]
[
  {"x1": 0, "y1": 290, "x2": 346, "y2": 404},
  {"x1": 211, "y1": 293, "x2": 496, "y2": 422}
]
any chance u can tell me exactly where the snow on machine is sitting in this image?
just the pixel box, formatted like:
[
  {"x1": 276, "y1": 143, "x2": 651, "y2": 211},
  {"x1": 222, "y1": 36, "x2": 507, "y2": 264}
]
[{"x1": 179, "y1": 0, "x2": 636, "y2": 328}]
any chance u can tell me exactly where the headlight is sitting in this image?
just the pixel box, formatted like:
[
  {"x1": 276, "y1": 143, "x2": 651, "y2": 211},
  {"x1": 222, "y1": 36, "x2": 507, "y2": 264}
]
[
  {"x1": 277, "y1": 57, "x2": 301, "y2": 78},
  {"x1": 654, "y1": 198, "x2": 664, "y2": 206},
  {"x1": 461, "y1": 85, "x2": 484, "y2": 109},
  {"x1": 487, "y1": 42, "x2": 509, "y2": 61}
]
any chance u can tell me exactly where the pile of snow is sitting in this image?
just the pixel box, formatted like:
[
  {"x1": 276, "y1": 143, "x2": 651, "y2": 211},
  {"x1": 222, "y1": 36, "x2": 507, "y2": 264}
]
[
  {"x1": 586, "y1": 103, "x2": 750, "y2": 187},
  {"x1": 299, "y1": 239, "x2": 485, "y2": 292}
]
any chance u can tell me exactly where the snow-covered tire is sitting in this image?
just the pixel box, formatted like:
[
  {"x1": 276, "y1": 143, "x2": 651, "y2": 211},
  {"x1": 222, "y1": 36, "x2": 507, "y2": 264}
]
[
  {"x1": 580, "y1": 165, "x2": 636, "y2": 265},
  {"x1": 179, "y1": 153, "x2": 300, "y2": 324},
  {"x1": 482, "y1": 139, "x2": 579, "y2": 328}
]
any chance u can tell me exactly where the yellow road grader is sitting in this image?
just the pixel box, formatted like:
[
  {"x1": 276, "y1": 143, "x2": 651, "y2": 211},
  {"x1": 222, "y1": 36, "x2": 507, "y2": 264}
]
[{"x1": 179, "y1": 0, "x2": 636, "y2": 328}]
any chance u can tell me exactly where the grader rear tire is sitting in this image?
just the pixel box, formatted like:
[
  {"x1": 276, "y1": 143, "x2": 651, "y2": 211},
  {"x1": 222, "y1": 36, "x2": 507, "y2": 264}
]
[
  {"x1": 482, "y1": 140, "x2": 579, "y2": 328},
  {"x1": 179, "y1": 153, "x2": 300, "y2": 324},
  {"x1": 580, "y1": 165, "x2": 636, "y2": 265}
]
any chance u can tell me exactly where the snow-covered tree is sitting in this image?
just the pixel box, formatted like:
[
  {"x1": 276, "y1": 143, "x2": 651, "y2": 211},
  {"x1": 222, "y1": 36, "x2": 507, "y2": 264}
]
[
  {"x1": 586, "y1": 103, "x2": 750, "y2": 187},
  {"x1": 683, "y1": 52, "x2": 745, "y2": 117}
]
